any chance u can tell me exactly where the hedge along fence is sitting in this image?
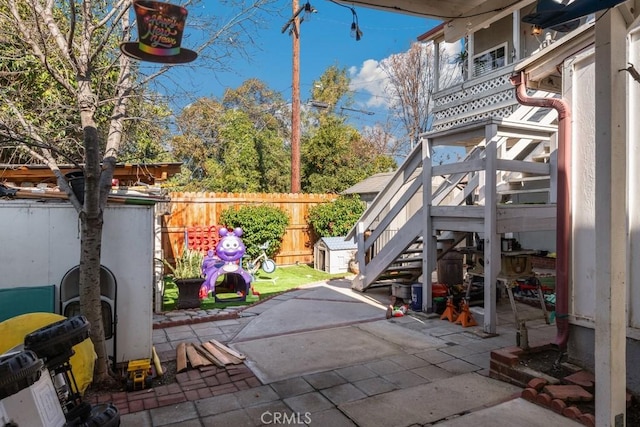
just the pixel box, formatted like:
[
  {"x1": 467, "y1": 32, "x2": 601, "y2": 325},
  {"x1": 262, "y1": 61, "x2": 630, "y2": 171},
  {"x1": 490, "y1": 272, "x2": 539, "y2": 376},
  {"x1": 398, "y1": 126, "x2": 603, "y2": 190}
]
[{"x1": 162, "y1": 192, "x2": 339, "y2": 266}]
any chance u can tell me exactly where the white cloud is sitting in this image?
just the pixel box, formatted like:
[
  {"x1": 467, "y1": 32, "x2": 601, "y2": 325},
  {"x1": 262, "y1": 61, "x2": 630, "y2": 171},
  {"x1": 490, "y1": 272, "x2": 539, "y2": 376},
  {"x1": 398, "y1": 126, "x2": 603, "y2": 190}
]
[
  {"x1": 348, "y1": 59, "x2": 391, "y2": 109},
  {"x1": 347, "y1": 38, "x2": 464, "y2": 110}
]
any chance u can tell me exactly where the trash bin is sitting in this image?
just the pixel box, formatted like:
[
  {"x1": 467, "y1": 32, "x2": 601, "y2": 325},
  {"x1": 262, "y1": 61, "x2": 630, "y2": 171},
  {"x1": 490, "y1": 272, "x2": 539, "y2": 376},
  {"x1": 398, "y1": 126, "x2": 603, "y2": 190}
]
[
  {"x1": 411, "y1": 283, "x2": 423, "y2": 311},
  {"x1": 64, "y1": 171, "x2": 84, "y2": 203}
]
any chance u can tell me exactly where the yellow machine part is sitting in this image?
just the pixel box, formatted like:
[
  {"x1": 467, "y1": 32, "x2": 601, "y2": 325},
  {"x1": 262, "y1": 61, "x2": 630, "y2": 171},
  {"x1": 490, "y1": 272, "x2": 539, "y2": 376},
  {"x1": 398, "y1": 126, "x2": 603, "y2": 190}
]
[{"x1": 0, "y1": 312, "x2": 96, "y2": 395}]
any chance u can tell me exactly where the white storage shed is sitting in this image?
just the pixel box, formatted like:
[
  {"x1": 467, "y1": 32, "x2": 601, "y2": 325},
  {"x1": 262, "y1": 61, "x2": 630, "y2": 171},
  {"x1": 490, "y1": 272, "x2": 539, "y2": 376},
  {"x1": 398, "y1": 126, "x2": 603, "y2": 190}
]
[{"x1": 0, "y1": 200, "x2": 158, "y2": 365}]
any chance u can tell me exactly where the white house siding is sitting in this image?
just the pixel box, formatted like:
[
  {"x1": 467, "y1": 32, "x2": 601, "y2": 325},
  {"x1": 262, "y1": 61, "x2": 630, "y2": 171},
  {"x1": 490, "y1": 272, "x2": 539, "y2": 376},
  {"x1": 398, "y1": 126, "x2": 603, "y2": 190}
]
[
  {"x1": 568, "y1": 48, "x2": 598, "y2": 322},
  {"x1": 564, "y1": 46, "x2": 598, "y2": 372},
  {"x1": 624, "y1": 26, "x2": 640, "y2": 396},
  {"x1": 0, "y1": 201, "x2": 154, "y2": 363},
  {"x1": 628, "y1": 27, "x2": 640, "y2": 331},
  {"x1": 565, "y1": 29, "x2": 640, "y2": 394}
]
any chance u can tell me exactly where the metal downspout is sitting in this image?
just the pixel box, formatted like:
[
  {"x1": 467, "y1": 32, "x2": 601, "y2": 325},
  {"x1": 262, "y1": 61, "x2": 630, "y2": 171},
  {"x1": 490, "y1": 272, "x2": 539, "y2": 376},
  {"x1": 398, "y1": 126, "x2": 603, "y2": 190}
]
[{"x1": 510, "y1": 72, "x2": 571, "y2": 351}]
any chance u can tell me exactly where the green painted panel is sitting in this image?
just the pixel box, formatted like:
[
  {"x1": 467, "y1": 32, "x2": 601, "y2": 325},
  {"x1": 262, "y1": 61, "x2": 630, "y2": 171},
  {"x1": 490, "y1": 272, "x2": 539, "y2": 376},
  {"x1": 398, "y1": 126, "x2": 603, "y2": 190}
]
[{"x1": 0, "y1": 285, "x2": 55, "y2": 322}]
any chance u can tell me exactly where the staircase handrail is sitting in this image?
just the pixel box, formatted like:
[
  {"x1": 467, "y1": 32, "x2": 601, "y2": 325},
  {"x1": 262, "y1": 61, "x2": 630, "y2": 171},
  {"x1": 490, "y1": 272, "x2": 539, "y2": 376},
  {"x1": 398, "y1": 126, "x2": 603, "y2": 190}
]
[{"x1": 346, "y1": 142, "x2": 423, "y2": 241}]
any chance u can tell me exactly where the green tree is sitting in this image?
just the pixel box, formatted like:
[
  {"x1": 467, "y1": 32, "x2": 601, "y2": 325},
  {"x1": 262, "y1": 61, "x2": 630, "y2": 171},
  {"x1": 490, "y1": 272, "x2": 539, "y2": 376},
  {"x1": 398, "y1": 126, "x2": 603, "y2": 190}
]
[
  {"x1": 0, "y1": 0, "x2": 279, "y2": 385},
  {"x1": 301, "y1": 67, "x2": 396, "y2": 193},
  {"x1": 301, "y1": 111, "x2": 396, "y2": 194},
  {"x1": 310, "y1": 65, "x2": 352, "y2": 112},
  {"x1": 168, "y1": 79, "x2": 290, "y2": 192}
]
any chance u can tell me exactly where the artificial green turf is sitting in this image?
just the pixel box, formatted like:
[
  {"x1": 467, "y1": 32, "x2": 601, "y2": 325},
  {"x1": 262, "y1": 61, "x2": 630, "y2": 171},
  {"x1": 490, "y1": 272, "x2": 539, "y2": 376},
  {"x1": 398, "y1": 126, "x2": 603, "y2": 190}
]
[{"x1": 162, "y1": 263, "x2": 347, "y2": 311}]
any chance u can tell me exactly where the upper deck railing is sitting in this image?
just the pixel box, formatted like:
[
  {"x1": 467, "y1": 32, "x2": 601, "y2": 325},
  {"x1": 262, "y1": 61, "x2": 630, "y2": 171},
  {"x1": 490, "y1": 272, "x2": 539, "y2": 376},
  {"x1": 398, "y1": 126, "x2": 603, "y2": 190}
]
[{"x1": 431, "y1": 64, "x2": 519, "y2": 132}]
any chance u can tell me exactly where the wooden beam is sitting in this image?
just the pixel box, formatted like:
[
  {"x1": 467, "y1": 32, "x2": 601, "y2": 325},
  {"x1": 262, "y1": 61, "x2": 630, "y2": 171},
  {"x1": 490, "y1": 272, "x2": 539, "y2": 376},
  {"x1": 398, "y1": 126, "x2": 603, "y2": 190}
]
[
  {"x1": 594, "y1": 9, "x2": 627, "y2": 426},
  {"x1": 432, "y1": 205, "x2": 485, "y2": 218},
  {"x1": 423, "y1": 137, "x2": 435, "y2": 312},
  {"x1": 193, "y1": 343, "x2": 224, "y2": 367},
  {"x1": 483, "y1": 123, "x2": 499, "y2": 334},
  {"x1": 433, "y1": 158, "x2": 485, "y2": 176},
  {"x1": 0, "y1": 163, "x2": 182, "y2": 184},
  {"x1": 208, "y1": 338, "x2": 246, "y2": 360},
  {"x1": 496, "y1": 159, "x2": 550, "y2": 175}
]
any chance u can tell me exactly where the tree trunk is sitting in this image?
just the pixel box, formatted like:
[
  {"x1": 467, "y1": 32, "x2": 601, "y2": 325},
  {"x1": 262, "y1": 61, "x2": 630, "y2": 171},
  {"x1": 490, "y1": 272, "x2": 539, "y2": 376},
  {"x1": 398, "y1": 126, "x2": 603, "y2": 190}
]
[
  {"x1": 78, "y1": 206, "x2": 109, "y2": 381},
  {"x1": 78, "y1": 78, "x2": 111, "y2": 383}
]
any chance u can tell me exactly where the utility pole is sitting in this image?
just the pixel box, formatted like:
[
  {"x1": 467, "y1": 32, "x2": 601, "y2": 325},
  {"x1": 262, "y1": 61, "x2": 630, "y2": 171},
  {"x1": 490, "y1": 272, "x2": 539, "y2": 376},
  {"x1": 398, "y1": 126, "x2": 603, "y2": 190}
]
[{"x1": 290, "y1": 0, "x2": 301, "y2": 193}]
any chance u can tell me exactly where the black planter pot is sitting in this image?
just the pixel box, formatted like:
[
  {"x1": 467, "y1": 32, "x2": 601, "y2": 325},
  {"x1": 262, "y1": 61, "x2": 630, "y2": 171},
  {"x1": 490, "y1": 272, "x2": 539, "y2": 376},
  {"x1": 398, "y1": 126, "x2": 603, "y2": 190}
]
[{"x1": 175, "y1": 278, "x2": 204, "y2": 309}]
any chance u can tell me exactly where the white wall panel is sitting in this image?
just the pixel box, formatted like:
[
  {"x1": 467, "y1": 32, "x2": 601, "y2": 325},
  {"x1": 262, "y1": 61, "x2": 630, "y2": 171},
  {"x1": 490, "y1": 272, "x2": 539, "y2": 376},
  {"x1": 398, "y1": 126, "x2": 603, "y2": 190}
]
[{"x1": 0, "y1": 201, "x2": 154, "y2": 362}]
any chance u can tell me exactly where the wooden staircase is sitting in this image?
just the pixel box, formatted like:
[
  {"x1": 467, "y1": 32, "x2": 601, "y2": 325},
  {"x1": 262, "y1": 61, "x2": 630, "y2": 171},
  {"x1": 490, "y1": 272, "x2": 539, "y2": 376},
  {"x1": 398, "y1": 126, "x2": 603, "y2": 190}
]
[{"x1": 348, "y1": 99, "x2": 559, "y2": 334}]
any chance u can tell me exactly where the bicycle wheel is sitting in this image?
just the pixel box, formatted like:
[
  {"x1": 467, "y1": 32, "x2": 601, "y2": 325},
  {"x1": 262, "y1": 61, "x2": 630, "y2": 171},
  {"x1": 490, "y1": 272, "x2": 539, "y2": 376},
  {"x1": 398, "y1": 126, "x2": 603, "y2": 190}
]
[{"x1": 261, "y1": 259, "x2": 276, "y2": 274}]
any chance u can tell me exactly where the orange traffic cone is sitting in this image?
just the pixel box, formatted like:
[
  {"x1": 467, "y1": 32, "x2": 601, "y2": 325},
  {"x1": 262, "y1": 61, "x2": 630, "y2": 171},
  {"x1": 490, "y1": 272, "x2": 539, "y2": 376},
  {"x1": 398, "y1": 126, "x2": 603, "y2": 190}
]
[
  {"x1": 454, "y1": 299, "x2": 477, "y2": 327},
  {"x1": 440, "y1": 296, "x2": 459, "y2": 322}
]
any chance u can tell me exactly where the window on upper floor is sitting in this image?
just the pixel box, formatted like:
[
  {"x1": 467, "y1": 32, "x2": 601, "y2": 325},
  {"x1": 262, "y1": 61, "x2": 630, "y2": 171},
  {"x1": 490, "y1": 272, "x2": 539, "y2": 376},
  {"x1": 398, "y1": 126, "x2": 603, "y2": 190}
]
[{"x1": 472, "y1": 43, "x2": 507, "y2": 77}]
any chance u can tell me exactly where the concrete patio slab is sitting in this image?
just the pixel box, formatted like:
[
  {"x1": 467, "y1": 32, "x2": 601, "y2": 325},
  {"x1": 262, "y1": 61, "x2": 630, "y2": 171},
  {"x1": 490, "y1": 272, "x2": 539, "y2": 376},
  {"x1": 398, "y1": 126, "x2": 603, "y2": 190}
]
[
  {"x1": 299, "y1": 281, "x2": 389, "y2": 307},
  {"x1": 232, "y1": 297, "x2": 384, "y2": 341},
  {"x1": 436, "y1": 397, "x2": 582, "y2": 426},
  {"x1": 230, "y1": 326, "x2": 403, "y2": 383},
  {"x1": 355, "y1": 319, "x2": 448, "y2": 352},
  {"x1": 338, "y1": 372, "x2": 521, "y2": 427}
]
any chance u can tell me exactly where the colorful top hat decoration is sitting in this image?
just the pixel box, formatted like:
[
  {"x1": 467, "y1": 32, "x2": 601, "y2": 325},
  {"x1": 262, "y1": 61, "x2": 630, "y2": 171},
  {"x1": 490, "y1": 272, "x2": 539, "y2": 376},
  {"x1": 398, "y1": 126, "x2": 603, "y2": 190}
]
[{"x1": 120, "y1": 1, "x2": 197, "y2": 64}]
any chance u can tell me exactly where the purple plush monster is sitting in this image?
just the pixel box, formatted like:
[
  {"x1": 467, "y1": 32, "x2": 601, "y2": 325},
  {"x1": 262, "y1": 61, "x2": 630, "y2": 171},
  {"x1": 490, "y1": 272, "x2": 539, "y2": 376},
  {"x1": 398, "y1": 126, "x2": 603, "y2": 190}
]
[
  {"x1": 202, "y1": 227, "x2": 251, "y2": 298},
  {"x1": 216, "y1": 227, "x2": 246, "y2": 262}
]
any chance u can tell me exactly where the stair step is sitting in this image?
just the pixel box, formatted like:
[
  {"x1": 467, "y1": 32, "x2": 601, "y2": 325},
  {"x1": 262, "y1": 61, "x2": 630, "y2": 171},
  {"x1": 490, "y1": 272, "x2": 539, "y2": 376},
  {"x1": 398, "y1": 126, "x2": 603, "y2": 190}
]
[
  {"x1": 498, "y1": 188, "x2": 550, "y2": 195},
  {"x1": 385, "y1": 264, "x2": 422, "y2": 272},
  {"x1": 506, "y1": 176, "x2": 550, "y2": 184},
  {"x1": 394, "y1": 256, "x2": 422, "y2": 264},
  {"x1": 402, "y1": 248, "x2": 423, "y2": 254}
]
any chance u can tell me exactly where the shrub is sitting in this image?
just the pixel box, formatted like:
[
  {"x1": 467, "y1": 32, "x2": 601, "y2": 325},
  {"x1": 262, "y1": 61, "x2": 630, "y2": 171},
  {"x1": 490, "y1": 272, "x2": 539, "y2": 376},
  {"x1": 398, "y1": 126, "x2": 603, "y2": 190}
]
[
  {"x1": 307, "y1": 195, "x2": 365, "y2": 239},
  {"x1": 220, "y1": 204, "x2": 289, "y2": 259}
]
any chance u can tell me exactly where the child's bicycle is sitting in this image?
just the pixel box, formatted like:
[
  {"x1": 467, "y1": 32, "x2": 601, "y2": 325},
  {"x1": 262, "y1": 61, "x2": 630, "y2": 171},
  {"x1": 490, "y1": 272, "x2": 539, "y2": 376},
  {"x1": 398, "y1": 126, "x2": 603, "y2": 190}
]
[{"x1": 245, "y1": 241, "x2": 277, "y2": 276}]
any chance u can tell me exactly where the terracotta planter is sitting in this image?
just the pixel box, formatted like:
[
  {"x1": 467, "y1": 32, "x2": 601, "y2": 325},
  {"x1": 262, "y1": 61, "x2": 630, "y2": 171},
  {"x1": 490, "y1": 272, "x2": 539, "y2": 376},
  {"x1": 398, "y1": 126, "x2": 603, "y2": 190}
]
[{"x1": 175, "y1": 278, "x2": 204, "y2": 309}]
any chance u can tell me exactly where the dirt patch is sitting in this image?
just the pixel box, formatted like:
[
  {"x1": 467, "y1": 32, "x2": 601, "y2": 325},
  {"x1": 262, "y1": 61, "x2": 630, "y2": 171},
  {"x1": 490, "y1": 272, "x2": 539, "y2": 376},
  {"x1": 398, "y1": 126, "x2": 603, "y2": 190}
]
[
  {"x1": 518, "y1": 348, "x2": 640, "y2": 424},
  {"x1": 518, "y1": 348, "x2": 575, "y2": 378}
]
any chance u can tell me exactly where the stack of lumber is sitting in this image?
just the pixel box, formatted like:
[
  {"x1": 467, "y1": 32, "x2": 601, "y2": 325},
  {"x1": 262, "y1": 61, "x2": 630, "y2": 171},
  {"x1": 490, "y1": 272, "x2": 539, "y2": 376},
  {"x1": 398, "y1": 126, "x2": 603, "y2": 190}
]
[{"x1": 176, "y1": 339, "x2": 246, "y2": 373}]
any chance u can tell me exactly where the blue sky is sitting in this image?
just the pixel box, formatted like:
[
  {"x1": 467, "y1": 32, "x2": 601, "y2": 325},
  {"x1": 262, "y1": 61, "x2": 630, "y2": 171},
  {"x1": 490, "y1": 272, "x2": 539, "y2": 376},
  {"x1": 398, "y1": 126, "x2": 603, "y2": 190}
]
[{"x1": 158, "y1": 1, "x2": 441, "y2": 128}]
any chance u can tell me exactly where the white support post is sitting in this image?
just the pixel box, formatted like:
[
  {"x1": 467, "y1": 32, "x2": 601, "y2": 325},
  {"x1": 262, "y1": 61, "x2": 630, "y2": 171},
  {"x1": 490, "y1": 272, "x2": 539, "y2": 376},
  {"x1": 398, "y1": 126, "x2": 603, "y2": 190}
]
[
  {"x1": 353, "y1": 221, "x2": 366, "y2": 291},
  {"x1": 512, "y1": 10, "x2": 521, "y2": 62},
  {"x1": 483, "y1": 123, "x2": 499, "y2": 334},
  {"x1": 629, "y1": 27, "x2": 640, "y2": 331},
  {"x1": 433, "y1": 39, "x2": 441, "y2": 93},
  {"x1": 468, "y1": 33, "x2": 475, "y2": 78},
  {"x1": 594, "y1": 9, "x2": 628, "y2": 426},
  {"x1": 423, "y1": 137, "x2": 435, "y2": 312}
]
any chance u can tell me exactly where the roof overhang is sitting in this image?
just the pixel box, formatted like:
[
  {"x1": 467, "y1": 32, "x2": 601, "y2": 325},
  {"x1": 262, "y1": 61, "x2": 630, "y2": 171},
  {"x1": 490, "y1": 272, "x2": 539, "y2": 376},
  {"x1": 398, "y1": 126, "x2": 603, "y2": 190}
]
[
  {"x1": 0, "y1": 163, "x2": 183, "y2": 185},
  {"x1": 335, "y1": 0, "x2": 536, "y2": 42},
  {"x1": 515, "y1": 20, "x2": 595, "y2": 90}
]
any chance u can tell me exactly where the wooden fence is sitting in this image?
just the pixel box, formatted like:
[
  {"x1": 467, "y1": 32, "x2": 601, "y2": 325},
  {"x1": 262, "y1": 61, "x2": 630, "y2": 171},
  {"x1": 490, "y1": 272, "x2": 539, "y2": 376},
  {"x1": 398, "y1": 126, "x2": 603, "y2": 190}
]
[{"x1": 161, "y1": 192, "x2": 339, "y2": 266}]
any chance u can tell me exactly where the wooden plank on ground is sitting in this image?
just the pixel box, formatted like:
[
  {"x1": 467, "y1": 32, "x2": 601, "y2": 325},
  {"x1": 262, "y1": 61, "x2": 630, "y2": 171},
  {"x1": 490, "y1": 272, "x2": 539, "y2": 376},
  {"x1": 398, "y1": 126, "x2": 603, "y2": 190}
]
[
  {"x1": 191, "y1": 344, "x2": 213, "y2": 367},
  {"x1": 176, "y1": 342, "x2": 188, "y2": 373},
  {"x1": 201, "y1": 342, "x2": 233, "y2": 365},
  {"x1": 208, "y1": 338, "x2": 246, "y2": 360},
  {"x1": 203, "y1": 341, "x2": 243, "y2": 365},
  {"x1": 193, "y1": 343, "x2": 224, "y2": 367},
  {"x1": 185, "y1": 343, "x2": 207, "y2": 368}
]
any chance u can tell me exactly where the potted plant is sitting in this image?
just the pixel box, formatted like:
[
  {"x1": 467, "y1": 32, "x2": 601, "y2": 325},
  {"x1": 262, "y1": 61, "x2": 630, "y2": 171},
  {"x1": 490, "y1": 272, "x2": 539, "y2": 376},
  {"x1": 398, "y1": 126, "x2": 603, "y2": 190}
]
[{"x1": 162, "y1": 249, "x2": 205, "y2": 309}]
